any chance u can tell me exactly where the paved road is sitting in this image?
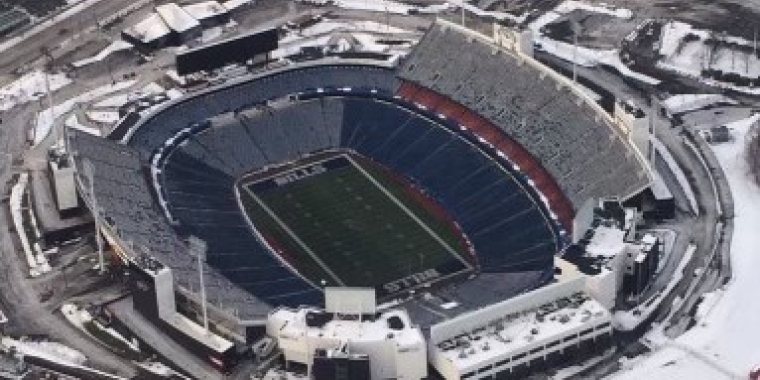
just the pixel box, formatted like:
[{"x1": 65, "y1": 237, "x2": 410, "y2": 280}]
[{"x1": 0, "y1": 0, "x2": 146, "y2": 76}]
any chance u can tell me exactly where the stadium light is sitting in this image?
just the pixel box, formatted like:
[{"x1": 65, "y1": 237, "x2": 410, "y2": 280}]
[{"x1": 188, "y1": 236, "x2": 209, "y2": 335}]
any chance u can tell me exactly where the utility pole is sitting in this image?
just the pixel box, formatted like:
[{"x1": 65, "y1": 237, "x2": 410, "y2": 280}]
[
  {"x1": 189, "y1": 236, "x2": 209, "y2": 335},
  {"x1": 461, "y1": 5, "x2": 466, "y2": 28},
  {"x1": 84, "y1": 160, "x2": 106, "y2": 275}
]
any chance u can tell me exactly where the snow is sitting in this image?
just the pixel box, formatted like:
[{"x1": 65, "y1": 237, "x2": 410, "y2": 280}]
[
  {"x1": 613, "y1": 244, "x2": 696, "y2": 331},
  {"x1": 662, "y1": 94, "x2": 738, "y2": 115},
  {"x1": 0, "y1": 70, "x2": 72, "y2": 111},
  {"x1": 71, "y1": 40, "x2": 133, "y2": 68},
  {"x1": 156, "y1": 3, "x2": 200, "y2": 33},
  {"x1": 34, "y1": 80, "x2": 137, "y2": 145},
  {"x1": 658, "y1": 21, "x2": 760, "y2": 93},
  {"x1": 166, "y1": 88, "x2": 184, "y2": 99},
  {"x1": 201, "y1": 26, "x2": 224, "y2": 43},
  {"x1": 85, "y1": 110, "x2": 120, "y2": 124},
  {"x1": 125, "y1": 13, "x2": 171, "y2": 43},
  {"x1": 222, "y1": 0, "x2": 252, "y2": 11},
  {"x1": 612, "y1": 114, "x2": 760, "y2": 379},
  {"x1": 9, "y1": 173, "x2": 50, "y2": 277},
  {"x1": 694, "y1": 289, "x2": 723, "y2": 321},
  {"x1": 651, "y1": 137, "x2": 699, "y2": 214},
  {"x1": 445, "y1": 0, "x2": 526, "y2": 23},
  {"x1": 528, "y1": 1, "x2": 659, "y2": 85},
  {"x1": 65, "y1": 114, "x2": 101, "y2": 136},
  {"x1": 1, "y1": 337, "x2": 86, "y2": 366},
  {"x1": 92, "y1": 82, "x2": 163, "y2": 108},
  {"x1": 302, "y1": 0, "x2": 413, "y2": 15},
  {"x1": 61, "y1": 304, "x2": 139, "y2": 353},
  {"x1": 183, "y1": 1, "x2": 227, "y2": 20},
  {"x1": 282, "y1": 20, "x2": 408, "y2": 41}
]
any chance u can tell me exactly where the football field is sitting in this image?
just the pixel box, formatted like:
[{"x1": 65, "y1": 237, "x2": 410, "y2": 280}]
[{"x1": 238, "y1": 153, "x2": 472, "y2": 296}]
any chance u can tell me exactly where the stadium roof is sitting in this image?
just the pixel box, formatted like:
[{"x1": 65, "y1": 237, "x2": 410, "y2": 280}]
[{"x1": 155, "y1": 3, "x2": 200, "y2": 33}]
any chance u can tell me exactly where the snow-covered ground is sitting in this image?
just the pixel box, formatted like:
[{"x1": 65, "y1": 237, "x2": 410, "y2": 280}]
[
  {"x1": 527, "y1": 1, "x2": 659, "y2": 85},
  {"x1": 0, "y1": 70, "x2": 72, "y2": 111},
  {"x1": 662, "y1": 94, "x2": 738, "y2": 115},
  {"x1": 613, "y1": 244, "x2": 695, "y2": 331},
  {"x1": 65, "y1": 114, "x2": 101, "y2": 136},
  {"x1": 71, "y1": 40, "x2": 133, "y2": 68},
  {"x1": 275, "y1": 18, "x2": 416, "y2": 59},
  {"x1": 658, "y1": 21, "x2": 760, "y2": 95},
  {"x1": 85, "y1": 110, "x2": 120, "y2": 124},
  {"x1": 34, "y1": 80, "x2": 136, "y2": 145},
  {"x1": 281, "y1": 20, "x2": 409, "y2": 43},
  {"x1": 1, "y1": 336, "x2": 87, "y2": 366},
  {"x1": 61, "y1": 303, "x2": 139, "y2": 353},
  {"x1": 9, "y1": 172, "x2": 51, "y2": 277},
  {"x1": 611, "y1": 114, "x2": 760, "y2": 380}
]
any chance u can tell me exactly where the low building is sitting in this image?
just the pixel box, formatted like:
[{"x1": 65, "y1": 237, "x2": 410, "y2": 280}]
[
  {"x1": 428, "y1": 276, "x2": 613, "y2": 380},
  {"x1": 267, "y1": 288, "x2": 427, "y2": 380},
  {"x1": 183, "y1": 1, "x2": 230, "y2": 28},
  {"x1": 156, "y1": 3, "x2": 202, "y2": 43},
  {"x1": 642, "y1": 172, "x2": 676, "y2": 221},
  {"x1": 127, "y1": 256, "x2": 236, "y2": 372},
  {"x1": 121, "y1": 13, "x2": 173, "y2": 51},
  {"x1": 565, "y1": 198, "x2": 661, "y2": 299}
]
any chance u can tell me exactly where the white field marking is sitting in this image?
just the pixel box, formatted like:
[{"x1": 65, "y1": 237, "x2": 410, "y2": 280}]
[
  {"x1": 243, "y1": 186, "x2": 346, "y2": 286},
  {"x1": 344, "y1": 155, "x2": 472, "y2": 269}
]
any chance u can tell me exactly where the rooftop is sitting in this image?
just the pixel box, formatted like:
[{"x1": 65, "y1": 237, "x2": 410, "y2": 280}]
[
  {"x1": 124, "y1": 13, "x2": 171, "y2": 43},
  {"x1": 432, "y1": 290, "x2": 610, "y2": 373},
  {"x1": 183, "y1": 1, "x2": 228, "y2": 21},
  {"x1": 155, "y1": 3, "x2": 200, "y2": 33},
  {"x1": 271, "y1": 307, "x2": 424, "y2": 348},
  {"x1": 585, "y1": 225, "x2": 627, "y2": 258}
]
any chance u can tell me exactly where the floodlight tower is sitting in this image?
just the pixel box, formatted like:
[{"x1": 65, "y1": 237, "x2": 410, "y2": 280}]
[
  {"x1": 189, "y1": 236, "x2": 209, "y2": 334},
  {"x1": 83, "y1": 159, "x2": 105, "y2": 275}
]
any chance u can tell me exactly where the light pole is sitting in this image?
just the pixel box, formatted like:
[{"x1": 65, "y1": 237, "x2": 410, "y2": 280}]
[
  {"x1": 83, "y1": 160, "x2": 105, "y2": 275},
  {"x1": 188, "y1": 236, "x2": 209, "y2": 334}
]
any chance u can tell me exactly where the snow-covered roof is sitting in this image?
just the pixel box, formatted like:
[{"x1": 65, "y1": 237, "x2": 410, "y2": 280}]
[
  {"x1": 271, "y1": 307, "x2": 424, "y2": 347},
  {"x1": 222, "y1": 0, "x2": 253, "y2": 11},
  {"x1": 183, "y1": 1, "x2": 228, "y2": 21},
  {"x1": 124, "y1": 13, "x2": 172, "y2": 43},
  {"x1": 155, "y1": 3, "x2": 200, "y2": 33},
  {"x1": 430, "y1": 279, "x2": 611, "y2": 374},
  {"x1": 585, "y1": 225, "x2": 627, "y2": 258}
]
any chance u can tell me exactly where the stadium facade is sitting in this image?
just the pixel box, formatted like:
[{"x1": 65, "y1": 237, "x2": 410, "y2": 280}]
[{"x1": 66, "y1": 19, "x2": 651, "y2": 375}]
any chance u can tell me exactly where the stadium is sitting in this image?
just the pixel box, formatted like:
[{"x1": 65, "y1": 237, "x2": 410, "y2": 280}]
[{"x1": 66, "y1": 19, "x2": 651, "y2": 373}]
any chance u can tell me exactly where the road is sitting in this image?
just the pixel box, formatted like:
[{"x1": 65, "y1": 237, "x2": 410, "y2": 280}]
[
  {"x1": 538, "y1": 47, "x2": 730, "y2": 379},
  {"x1": 0, "y1": 0, "x2": 148, "y2": 77}
]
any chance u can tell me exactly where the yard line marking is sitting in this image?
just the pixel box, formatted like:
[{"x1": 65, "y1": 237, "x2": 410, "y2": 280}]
[
  {"x1": 345, "y1": 155, "x2": 471, "y2": 269},
  {"x1": 243, "y1": 186, "x2": 346, "y2": 286}
]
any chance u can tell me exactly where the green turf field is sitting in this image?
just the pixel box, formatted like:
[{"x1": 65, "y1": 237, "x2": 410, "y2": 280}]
[{"x1": 238, "y1": 153, "x2": 471, "y2": 295}]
